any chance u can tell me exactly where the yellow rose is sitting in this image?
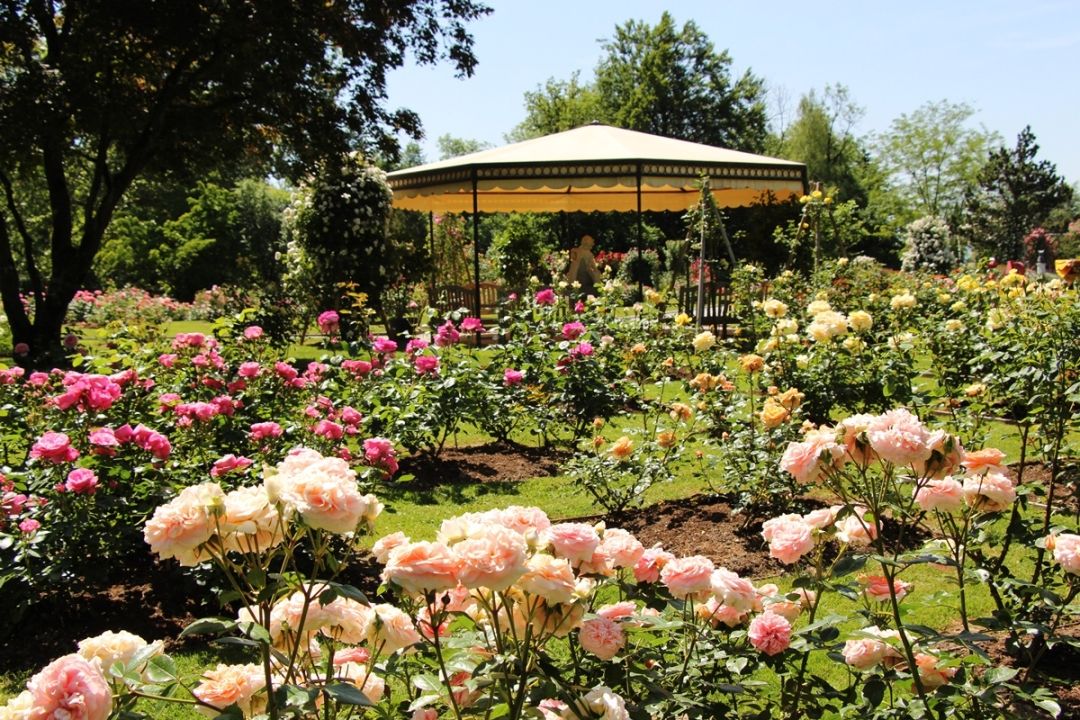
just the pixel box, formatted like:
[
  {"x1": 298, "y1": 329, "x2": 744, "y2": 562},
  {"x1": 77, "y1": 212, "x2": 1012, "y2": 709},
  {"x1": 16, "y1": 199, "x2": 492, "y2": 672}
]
[
  {"x1": 691, "y1": 331, "x2": 716, "y2": 353},
  {"x1": 739, "y1": 354, "x2": 765, "y2": 373},
  {"x1": 674, "y1": 313, "x2": 691, "y2": 326},
  {"x1": 847, "y1": 310, "x2": 873, "y2": 333},
  {"x1": 760, "y1": 399, "x2": 790, "y2": 429}
]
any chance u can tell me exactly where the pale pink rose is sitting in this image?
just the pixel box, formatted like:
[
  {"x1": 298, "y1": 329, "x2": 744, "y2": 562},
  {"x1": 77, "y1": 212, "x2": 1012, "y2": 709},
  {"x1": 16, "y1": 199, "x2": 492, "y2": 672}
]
[
  {"x1": 962, "y1": 447, "x2": 1006, "y2": 475},
  {"x1": 412, "y1": 708, "x2": 439, "y2": 720},
  {"x1": 914, "y1": 478, "x2": 965, "y2": 513},
  {"x1": 271, "y1": 454, "x2": 375, "y2": 534},
  {"x1": 915, "y1": 430, "x2": 965, "y2": 479},
  {"x1": 537, "y1": 698, "x2": 568, "y2": 720},
  {"x1": 1050, "y1": 533, "x2": 1080, "y2": 575},
  {"x1": 27, "y1": 653, "x2": 112, "y2": 720},
  {"x1": 710, "y1": 568, "x2": 757, "y2": 612},
  {"x1": 779, "y1": 432, "x2": 840, "y2": 485},
  {"x1": 761, "y1": 515, "x2": 815, "y2": 564},
  {"x1": 571, "y1": 685, "x2": 629, "y2": 720},
  {"x1": 267, "y1": 585, "x2": 371, "y2": 644},
  {"x1": 596, "y1": 601, "x2": 637, "y2": 621},
  {"x1": 862, "y1": 575, "x2": 913, "y2": 603},
  {"x1": 332, "y1": 647, "x2": 371, "y2": 666},
  {"x1": 220, "y1": 486, "x2": 283, "y2": 554},
  {"x1": 835, "y1": 511, "x2": 877, "y2": 547},
  {"x1": 143, "y1": 482, "x2": 225, "y2": 565},
  {"x1": 454, "y1": 525, "x2": 529, "y2": 591},
  {"x1": 578, "y1": 616, "x2": 625, "y2": 660},
  {"x1": 802, "y1": 507, "x2": 838, "y2": 530},
  {"x1": 842, "y1": 627, "x2": 902, "y2": 670},
  {"x1": 599, "y1": 528, "x2": 644, "y2": 568},
  {"x1": 660, "y1": 555, "x2": 715, "y2": 598},
  {"x1": 333, "y1": 663, "x2": 385, "y2": 703},
  {"x1": 633, "y1": 547, "x2": 674, "y2": 583},
  {"x1": 748, "y1": 612, "x2": 792, "y2": 655},
  {"x1": 518, "y1": 553, "x2": 577, "y2": 605},
  {"x1": 192, "y1": 663, "x2": 266, "y2": 717},
  {"x1": 78, "y1": 630, "x2": 162, "y2": 672},
  {"x1": 544, "y1": 523, "x2": 600, "y2": 564},
  {"x1": 371, "y1": 531, "x2": 410, "y2": 564},
  {"x1": 915, "y1": 652, "x2": 957, "y2": 689},
  {"x1": 495, "y1": 505, "x2": 551, "y2": 538},
  {"x1": 962, "y1": 471, "x2": 1016, "y2": 513},
  {"x1": 382, "y1": 541, "x2": 460, "y2": 594},
  {"x1": 865, "y1": 408, "x2": 932, "y2": 467},
  {"x1": 367, "y1": 603, "x2": 421, "y2": 655},
  {"x1": 577, "y1": 546, "x2": 615, "y2": 577}
]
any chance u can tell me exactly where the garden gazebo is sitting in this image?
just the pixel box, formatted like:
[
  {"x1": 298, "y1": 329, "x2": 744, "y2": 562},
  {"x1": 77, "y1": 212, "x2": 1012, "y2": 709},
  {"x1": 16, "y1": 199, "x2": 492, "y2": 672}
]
[{"x1": 386, "y1": 123, "x2": 807, "y2": 316}]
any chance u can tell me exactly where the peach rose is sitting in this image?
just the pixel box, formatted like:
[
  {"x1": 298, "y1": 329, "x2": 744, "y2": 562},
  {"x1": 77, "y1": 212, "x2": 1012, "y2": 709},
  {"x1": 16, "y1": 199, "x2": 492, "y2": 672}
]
[
  {"x1": 367, "y1": 603, "x2": 421, "y2": 655},
  {"x1": 780, "y1": 428, "x2": 843, "y2": 485},
  {"x1": 383, "y1": 540, "x2": 460, "y2": 594},
  {"x1": 27, "y1": 654, "x2": 112, "y2": 720},
  {"x1": 143, "y1": 482, "x2": 225, "y2": 565},
  {"x1": 842, "y1": 627, "x2": 902, "y2": 670},
  {"x1": 609, "y1": 436, "x2": 634, "y2": 460},
  {"x1": 578, "y1": 616, "x2": 625, "y2": 660},
  {"x1": 914, "y1": 478, "x2": 965, "y2": 513},
  {"x1": 962, "y1": 447, "x2": 1006, "y2": 475},
  {"x1": 192, "y1": 663, "x2": 266, "y2": 717},
  {"x1": 915, "y1": 430, "x2": 965, "y2": 479},
  {"x1": 371, "y1": 531, "x2": 410, "y2": 564},
  {"x1": 544, "y1": 523, "x2": 600, "y2": 565},
  {"x1": 865, "y1": 409, "x2": 932, "y2": 467},
  {"x1": 272, "y1": 454, "x2": 378, "y2": 534},
  {"x1": 633, "y1": 547, "x2": 674, "y2": 583},
  {"x1": 454, "y1": 524, "x2": 528, "y2": 591},
  {"x1": 518, "y1": 553, "x2": 577, "y2": 605},
  {"x1": 840, "y1": 413, "x2": 877, "y2": 466},
  {"x1": 802, "y1": 507, "x2": 838, "y2": 530},
  {"x1": 220, "y1": 485, "x2": 283, "y2": 554},
  {"x1": 962, "y1": 471, "x2": 1016, "y2": 512},
  {"x1": 599, "y1": 528, "x2": 644, "y2": 569},
  {"x1": 495, "y1": 505, "x2": 551, "y2": 538},
  {"x1": 660, "y1": 555, "x2": 715, "y2": 598},
  {"x1": 697, "y1": 597, "x2": 746, "y2": 628},
  {"x1": 835, "y1": 511, "x2": 877, "y2": 547},
  {"x1": 570, "y1": 685, "x2": 630, "y2": 720},
  {"x1": 596, "y1": 601, "x2": 636, "y2": 621},
  {"x1": 748, "y1": 612, "x2": 791, "y2": 655},
  {"x1": 915, "y1": 652, "x2": 957, "y2": 689}
]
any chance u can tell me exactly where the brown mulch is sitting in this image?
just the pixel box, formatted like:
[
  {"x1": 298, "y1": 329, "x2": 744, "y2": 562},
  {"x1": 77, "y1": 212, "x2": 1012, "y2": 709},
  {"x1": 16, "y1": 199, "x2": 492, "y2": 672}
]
[{"x1": 396, "y1": 441, "x2": 568, "y2": 490}]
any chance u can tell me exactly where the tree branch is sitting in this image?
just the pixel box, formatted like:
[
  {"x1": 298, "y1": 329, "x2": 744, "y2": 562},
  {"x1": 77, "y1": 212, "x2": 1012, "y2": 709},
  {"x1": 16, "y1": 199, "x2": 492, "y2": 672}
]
[{"x1": 0, "y1": 168, "x2": 44, "y2": 306}]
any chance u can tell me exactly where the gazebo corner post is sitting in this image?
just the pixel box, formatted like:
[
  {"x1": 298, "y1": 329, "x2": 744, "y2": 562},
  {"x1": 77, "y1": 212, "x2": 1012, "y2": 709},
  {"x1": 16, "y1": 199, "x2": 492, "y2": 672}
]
[
  {"x1": 471, "y1": 169, "x2": 482, "y2": 347},
  {"x1": 695, "y1": 195, "x2": 707, "y2": 332},
  {"x1": 428, "y1": 211, "x2": 436, "y2": 316},
  {"x1": 636, "y1": 162, "x2": 644, "y2": 300}
]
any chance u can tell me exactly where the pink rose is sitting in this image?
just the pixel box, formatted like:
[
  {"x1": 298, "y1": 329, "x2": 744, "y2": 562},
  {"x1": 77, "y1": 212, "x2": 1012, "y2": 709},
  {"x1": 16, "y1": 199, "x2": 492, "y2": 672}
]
[
  {"x1": 158, "y1": 353, "x2": 178, "y2": 368},
  {"x1": 842, "y1": 627, "x2": 902, "y2": 670},
  {"x1": 371, "y1": 336, "x2": 398, "y2": 354},
  {"x1": 865, "y1": 408, "x2": 932, "y2": 467},
  {"x1": 243, "y1": 325, "x2": 263, "y2": 340},
  {"x1": 20, "y1": 518, "x2": 41, "y2": 534},
  {"x1": 367, "y1": 603, "x2": 421, "y2": 655},
  {"x1": 597, "y1": 601, "x2": 637, "y2": 621},
  {"x1": 914, "y1": 478, "x2": 965, "y2": 513},
  {"x1": 64, "y1": 468, "x2": 99, "y2": 494},
  {"x1": 578, "y1": 616, "x2": 625, "y2": 660},
  {"x1": 660, "y1": 555, "x2": 715, "y2": 598},
  {"x1": 915, "y1": 429, "x2": 965, "y2": 479},
  {"x1": 780, "y1": 433, "x2": 839, "y2": 485},
  {"x1": 211, "y1": 454, "x2": 254, "y2": 478},
  {"x1": 382, "y1": 541, "x2": 460, "y2": 594},
  {"x1": 30, "y1": 431, "x2": 79, "y2": 464},
  {"x1": 414, "y1": 354, "x2": 440, "y2": 375},
  {"x1": 271, "y1": 454, "x2": 381, "y2": 535},
  {"x1": 535, "y1": 288, "x2": 556, "y2": 305},
  {"x1": 250, "y1": 421, "x2": 283, "y2": 441},
  {"x1": 435, "y1": 320, "x2": 460, "y2": 347},
  {"x1": 342, "y1": 359, "x2": 373, "y2": 377},
  {"x1": 317, "y1": 310, "x2": 340, "y2": 335},
  {"x1": 710, "y1": 568, "x2": 757, "y2": 612},
  {"x1": 1050, "y1": 533, "x2": 1080, "y2": 575},
  {"x1": 238, "y1": 361, "x2": 261, "y2": 378},
  {"x1": 27, "y1": 653, "x2": 112, "y2": 720},
  {"x1": 312, "y1": 419, "x2": 344, "y2": 440},
  {"x1": 962, "y1": 471, "x2": 1016, "y2": 513},
  {"x1": 503, "y1": 368, "x2": 524, "y2": 386},
  {"x1": 562, "y1": 321, "x2": 586, "y2": 340},
  {"x1": 633, "y1": 547, "x2": 674, "y2": 583},
  {"x1": 748, "y1": 612, "x2": 792, "y2": 655},
  {"x1": 862, "y1": 575, "x2": 912, "y2": 603},
  {"x1": 544, "y1": 523, "x2": 600, "y2": 564},
  {"x1": 88, "y1": 428, "x2": 119, "y2": 456},
  {"x1": 460, "y1": 316, "x2": 484, "y2": 333},
  {"x1": 363, "y1": 437, "x2": 398, "y2": 476},
  {"x1": 761, "y1": 514, "x2": 815, "y2": 564},
  {"x1": 802, "y1": 507, "x2": 838, "y2": 530}
]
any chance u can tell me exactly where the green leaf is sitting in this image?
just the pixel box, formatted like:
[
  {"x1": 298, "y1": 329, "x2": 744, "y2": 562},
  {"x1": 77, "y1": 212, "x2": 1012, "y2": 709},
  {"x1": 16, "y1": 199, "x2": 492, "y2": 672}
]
[
  {"x1": 143, "y1": 655, "x2": 179, "y2": 684},
  {"x1": 864, "y1": 678, "x2": 885, "y2": 707},
  {"x1": 984, "y1": 666, "x2": 1018, "y2": 684},
  {"x1": 323, "y1": 682, "x2": 374, "y2": 706},
  {"x1": 831, "y1": 553, "x2": 866, "y2": 578},
  {"x1": 1034, "y1": 699, "x2": 1061, "y2": 717},
  {"x1": 180, "y1": 617, "x2": 236, "y2": 638}
]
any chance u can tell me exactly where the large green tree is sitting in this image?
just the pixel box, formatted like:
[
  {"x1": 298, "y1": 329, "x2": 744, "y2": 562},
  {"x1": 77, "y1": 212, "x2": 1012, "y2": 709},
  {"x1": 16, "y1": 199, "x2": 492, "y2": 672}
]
[
  {"x1": 508, "y1": 72, "x2": 604, "y2": 142},
  {"x1": 0, "y1": 0, "x2": 489, "y2": 366},
  {"x1": 961, "y1": 127, "x2": 1073, "y2": 261},
  {"x1": 875, "y1": 100, "x2": 1000, "y2": 224},
  {"x1": 594, "y1": 12, "x2": 767, "y2": 151}
]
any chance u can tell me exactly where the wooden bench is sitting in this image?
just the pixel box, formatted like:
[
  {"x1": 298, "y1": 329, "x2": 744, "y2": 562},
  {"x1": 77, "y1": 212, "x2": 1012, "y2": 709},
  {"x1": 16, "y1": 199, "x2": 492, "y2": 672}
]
[
  {"x1": 678, "y1": 281, "x2": 737, "y2": 337},
  {"x1": 433, "y1": 282, "x2": 501, "y2": 319}
]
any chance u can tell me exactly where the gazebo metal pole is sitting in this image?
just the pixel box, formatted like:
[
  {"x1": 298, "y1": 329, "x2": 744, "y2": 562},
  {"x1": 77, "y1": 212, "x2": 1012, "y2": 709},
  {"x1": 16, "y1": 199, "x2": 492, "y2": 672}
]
[
  {"x1": 428, "y1": 211, "x2": 436, "y2": 310},
  {"x1": 471, "y1": 169, "x2": 481, "y2": 345},
  {"x1": 695, "y1": 203, "x2": 706, "y2": 332},
  {"x1": 636, "y1": 162, "x2": 643, "y2": 298}
]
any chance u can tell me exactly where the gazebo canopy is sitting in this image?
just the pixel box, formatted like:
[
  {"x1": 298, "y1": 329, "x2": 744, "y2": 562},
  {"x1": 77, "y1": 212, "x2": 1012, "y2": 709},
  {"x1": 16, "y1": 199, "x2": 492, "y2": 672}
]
[{"x1": 386, "y1": 123, "x2": 807, "y2": 214}]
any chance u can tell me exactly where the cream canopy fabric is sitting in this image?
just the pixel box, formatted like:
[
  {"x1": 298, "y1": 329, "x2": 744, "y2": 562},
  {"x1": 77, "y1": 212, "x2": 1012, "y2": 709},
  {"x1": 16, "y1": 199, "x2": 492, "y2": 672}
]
[{"x1": 387, "y1": 124, "x2": 807, "y2": 213}]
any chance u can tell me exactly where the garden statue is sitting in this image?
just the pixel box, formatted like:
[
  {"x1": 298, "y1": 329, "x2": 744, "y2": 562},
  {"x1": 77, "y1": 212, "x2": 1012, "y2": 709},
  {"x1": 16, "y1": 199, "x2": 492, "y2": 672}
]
[{"x1": 565, "y1": 234, "x2": 603, "y2": 297}]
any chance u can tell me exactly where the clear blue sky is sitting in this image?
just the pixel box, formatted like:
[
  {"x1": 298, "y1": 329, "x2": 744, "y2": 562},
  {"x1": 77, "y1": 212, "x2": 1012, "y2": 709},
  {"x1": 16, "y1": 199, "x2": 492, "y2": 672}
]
[{"x1": 385, "y1": 0, "x2": 1080, "y2": 184}]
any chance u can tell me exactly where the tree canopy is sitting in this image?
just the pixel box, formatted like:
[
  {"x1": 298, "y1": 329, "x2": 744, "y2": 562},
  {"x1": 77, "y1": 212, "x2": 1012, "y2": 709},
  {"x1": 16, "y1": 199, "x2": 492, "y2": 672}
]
[{"x1": 0, "y1": 0, "x2": 490, "y2": 366}]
